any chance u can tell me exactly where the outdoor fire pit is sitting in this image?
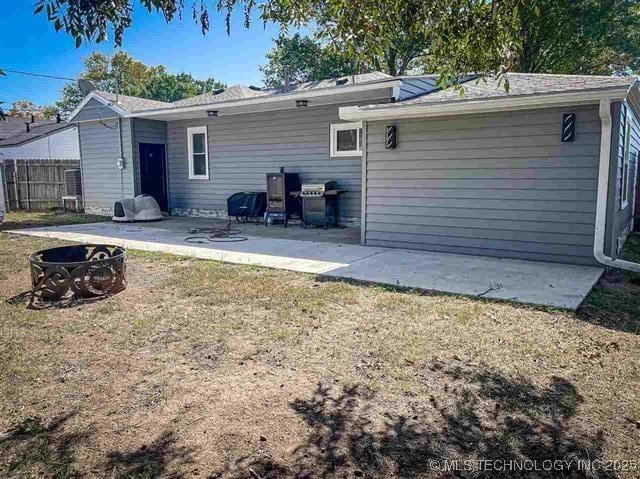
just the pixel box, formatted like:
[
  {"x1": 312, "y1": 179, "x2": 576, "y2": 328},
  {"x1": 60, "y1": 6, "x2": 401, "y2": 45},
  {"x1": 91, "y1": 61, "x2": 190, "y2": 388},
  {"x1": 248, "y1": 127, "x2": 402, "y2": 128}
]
[{"x1": 29, "y1": 244, "x2": 126, "y2": 301}]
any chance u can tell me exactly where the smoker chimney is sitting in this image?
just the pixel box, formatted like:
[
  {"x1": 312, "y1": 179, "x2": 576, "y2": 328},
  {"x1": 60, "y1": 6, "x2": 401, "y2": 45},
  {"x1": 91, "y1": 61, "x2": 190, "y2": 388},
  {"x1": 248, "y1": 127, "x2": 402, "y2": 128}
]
[
  {"x1": 30, "y1": 114, "x2": 35, "y2": 123},
  {"x1": 56, "y1": 113, "x2": 61, "y2": 124},
  {"x1": 25, "y1": 122, "x2": 30, "y2": 133}
]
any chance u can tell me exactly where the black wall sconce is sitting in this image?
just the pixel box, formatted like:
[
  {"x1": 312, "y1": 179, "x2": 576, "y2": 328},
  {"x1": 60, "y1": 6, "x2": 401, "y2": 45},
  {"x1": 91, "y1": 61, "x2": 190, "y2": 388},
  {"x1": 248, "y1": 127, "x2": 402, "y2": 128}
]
[
  {"x1": 561, "y1": 113, "x2": 576, "y2": 142},
  {"x1": 385, "y1": 125, "x2": 398, "y2": 149},
  {"x1": 295, "y1": 99, "x2": 309, "y2": 108},
  {"x1": 207, "y1": 110, "x2": 218, "y2": 117}
]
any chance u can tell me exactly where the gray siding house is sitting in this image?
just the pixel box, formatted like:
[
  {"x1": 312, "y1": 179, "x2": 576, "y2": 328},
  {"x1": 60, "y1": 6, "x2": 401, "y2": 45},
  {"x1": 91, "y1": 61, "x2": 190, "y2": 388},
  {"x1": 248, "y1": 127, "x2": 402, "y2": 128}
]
[{"x1": 69, "y1": 72, "x2": 639, "y2": 267}]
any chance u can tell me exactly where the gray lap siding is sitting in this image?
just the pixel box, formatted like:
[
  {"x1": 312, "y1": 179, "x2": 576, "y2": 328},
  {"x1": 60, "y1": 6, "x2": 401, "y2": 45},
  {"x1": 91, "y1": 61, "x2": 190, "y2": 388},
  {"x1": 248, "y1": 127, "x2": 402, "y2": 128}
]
[
  {"x1": 166, "y1": 103, "x2": 373, "y2": 222},
  {"x1": 365, "y1": 106, "x2": 602, "y2": 265},
  {"x1": 78, "y1": 119, "x2": 135, "y2": 213}
]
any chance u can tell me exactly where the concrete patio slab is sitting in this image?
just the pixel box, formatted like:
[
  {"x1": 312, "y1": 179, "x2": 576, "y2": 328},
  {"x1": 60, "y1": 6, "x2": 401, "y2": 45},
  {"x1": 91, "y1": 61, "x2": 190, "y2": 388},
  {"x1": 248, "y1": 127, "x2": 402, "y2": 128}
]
[
  {"x1": 9, "y1": 222, "x2": 382, "y2": 274},
  {"x1": 320, "y1": 249, "x2": 603, "y2": 310},
  {"x1": 7, "y1": 221, "x2": 603, "y2": 309}
]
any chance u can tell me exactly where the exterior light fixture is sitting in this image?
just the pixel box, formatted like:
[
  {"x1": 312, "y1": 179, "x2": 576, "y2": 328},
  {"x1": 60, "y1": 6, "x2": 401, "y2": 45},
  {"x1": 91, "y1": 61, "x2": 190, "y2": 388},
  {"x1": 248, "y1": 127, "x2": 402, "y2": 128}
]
[
  {"x1": 295, "y1": 99, "x2": 309, "y2": 108},
  {"x1": 385, "y1": 125, "x2": 398, "y2": 149},
  {"x1": 207, "y1": 110, "x2": 218, "y2": 117},
  {"x1": 561, "y1": 113, "x2": 576, "y2": 142}
]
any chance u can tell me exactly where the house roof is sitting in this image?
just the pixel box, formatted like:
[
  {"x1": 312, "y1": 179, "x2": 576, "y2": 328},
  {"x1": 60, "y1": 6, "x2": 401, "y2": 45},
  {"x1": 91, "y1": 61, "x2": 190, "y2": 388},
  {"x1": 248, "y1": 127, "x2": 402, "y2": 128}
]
[
  {"x1": 72, "y1": 71, "x2": 638, "y2": 122},
  {"x1": 340, "y1": 73, "x2": 639, "y2": 120},
  {"x1": 0, "y1": 117, "x2": 75, "y2": 147},
  {"x1": 155, "y1": 72, "x2": 394, "y2": 110},
  {"x1": 71, "y1": 72, "x2": 396, "y2": 119},
  {"x1": 95, "y1": 91, "x2": 173, "y2": 112},
  {"x1": 368, "y1": 73, "x2": 636, "y2": 108}
]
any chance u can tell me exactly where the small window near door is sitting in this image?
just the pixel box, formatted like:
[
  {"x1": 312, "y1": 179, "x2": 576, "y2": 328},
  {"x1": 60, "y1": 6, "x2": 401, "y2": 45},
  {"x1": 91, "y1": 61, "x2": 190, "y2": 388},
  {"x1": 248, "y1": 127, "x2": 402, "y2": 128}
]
[
  {"x1": 187, "y1": 126, "x2": 209, "y2": 179},
  {"x1": 330, "y1": 122, "x2": 362, "y2": 157}
]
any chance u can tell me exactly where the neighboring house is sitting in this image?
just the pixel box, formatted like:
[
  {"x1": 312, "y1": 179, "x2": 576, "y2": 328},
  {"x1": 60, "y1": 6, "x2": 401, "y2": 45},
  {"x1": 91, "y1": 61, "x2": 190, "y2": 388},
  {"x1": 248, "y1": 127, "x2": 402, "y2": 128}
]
[
  {"x1": 0, "y1": 116, "x2": 80, "y2": 161},
  {"x1": 68, "y1": 72, "x2": 639, "y2": 267}
]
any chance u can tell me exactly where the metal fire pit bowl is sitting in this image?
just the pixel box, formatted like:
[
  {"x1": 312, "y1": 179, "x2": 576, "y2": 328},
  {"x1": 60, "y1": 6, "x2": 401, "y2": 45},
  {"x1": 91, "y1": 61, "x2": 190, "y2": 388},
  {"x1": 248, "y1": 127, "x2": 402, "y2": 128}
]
[{"x1": 29, "y1": 244, "x2": 126, "y2": 301}]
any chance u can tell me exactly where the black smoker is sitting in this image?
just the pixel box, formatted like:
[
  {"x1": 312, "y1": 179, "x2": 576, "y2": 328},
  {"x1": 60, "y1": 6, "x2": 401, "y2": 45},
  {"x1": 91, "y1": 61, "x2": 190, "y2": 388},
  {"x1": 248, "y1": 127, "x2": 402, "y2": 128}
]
[
  {"x1": 264, "y1": 168, "x2": 300, "y2": 227},
  {"x1": 299, "y1": 181, "x2": 346, "y2": 229}
]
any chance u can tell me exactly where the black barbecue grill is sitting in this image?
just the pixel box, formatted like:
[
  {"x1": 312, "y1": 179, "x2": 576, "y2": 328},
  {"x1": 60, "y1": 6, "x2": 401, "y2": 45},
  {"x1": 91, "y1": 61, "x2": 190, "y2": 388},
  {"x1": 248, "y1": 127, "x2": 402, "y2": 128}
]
[{"x1": 295, "y1": 181, "x2": 347, "y2": 229}]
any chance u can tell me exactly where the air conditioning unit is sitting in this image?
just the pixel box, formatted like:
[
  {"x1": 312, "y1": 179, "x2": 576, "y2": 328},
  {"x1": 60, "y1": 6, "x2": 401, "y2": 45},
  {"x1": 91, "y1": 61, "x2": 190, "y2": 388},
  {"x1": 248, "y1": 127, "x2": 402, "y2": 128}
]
[{"x1": 64, "y1": 169, "x2": 82, "y2": 197}]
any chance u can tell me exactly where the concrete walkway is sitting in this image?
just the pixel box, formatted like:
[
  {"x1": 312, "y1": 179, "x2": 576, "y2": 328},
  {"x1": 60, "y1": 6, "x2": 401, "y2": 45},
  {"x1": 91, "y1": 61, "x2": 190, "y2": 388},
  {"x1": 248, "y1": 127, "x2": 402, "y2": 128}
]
[{"x1": 8, "y1": 222, "x2": 603, "y2": 310}]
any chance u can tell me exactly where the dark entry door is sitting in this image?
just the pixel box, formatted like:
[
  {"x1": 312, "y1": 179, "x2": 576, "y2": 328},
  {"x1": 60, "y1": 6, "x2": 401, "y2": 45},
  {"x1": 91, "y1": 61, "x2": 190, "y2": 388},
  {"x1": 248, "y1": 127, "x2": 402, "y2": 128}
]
[{"x1": 139, "y1": 143, "x2": 168, "y2": 211}]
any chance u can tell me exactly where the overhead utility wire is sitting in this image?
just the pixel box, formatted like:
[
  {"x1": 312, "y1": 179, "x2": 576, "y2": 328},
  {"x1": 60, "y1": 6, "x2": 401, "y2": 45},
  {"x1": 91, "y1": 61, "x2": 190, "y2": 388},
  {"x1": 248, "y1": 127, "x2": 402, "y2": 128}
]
[{"x1": 0, "y1": 68, "x2": 76, "y2": 81}]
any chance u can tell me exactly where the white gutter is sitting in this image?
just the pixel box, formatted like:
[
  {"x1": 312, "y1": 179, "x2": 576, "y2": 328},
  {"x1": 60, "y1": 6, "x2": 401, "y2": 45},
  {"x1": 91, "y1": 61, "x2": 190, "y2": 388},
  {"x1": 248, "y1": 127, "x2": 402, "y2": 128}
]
[
  {"x1": 594, "y1": 98, "x2": 640, "y2": 272},
  {"x1": 339, "y1": 87, "x2": 630, "y2": 121}
]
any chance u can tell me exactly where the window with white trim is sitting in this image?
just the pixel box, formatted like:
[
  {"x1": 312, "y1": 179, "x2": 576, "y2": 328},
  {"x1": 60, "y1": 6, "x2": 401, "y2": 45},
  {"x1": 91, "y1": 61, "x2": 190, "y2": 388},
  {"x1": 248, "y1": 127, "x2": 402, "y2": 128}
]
[
  {"x1": 187, "y1": 126, "x2": 209, "y2": 179},
  {"x1": 330, "y1": 122, "x2": 362, "y2": 157},
  {"x1": 621, "y1": 121, "x2": 631, "y2": 209}
]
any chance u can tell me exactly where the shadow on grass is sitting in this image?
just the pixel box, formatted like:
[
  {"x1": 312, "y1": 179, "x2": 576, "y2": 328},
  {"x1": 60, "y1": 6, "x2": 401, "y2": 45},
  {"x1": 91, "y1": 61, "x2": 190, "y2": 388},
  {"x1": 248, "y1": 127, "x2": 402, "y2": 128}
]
[
  {"x1": 0, "y1": 412, "x2": 88, "y2": 478},
  {"x1": 0, "y1": 414, "x2": 195, "y2": 479},
  {"x1": 104, "y1": 430, "x2": 196, "y2": 478},
  {"x1": 6, "y1": 290, "x2": 113, "y2": 310},
  {"x1": 228, "y1": 360, "x2": 616, "y2": 479}
]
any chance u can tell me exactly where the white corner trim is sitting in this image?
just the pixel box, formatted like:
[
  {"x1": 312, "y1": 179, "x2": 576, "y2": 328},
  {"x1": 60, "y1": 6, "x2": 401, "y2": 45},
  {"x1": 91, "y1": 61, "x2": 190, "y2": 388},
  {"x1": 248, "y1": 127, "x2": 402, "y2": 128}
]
[
  {"x1": 339, "y1": 87, "x2": 632, "y2": 121},
  {"x1": 594, "y1": 98, "x2": 640, "y2": 272},
  {"x1": 187, "y1": 125, "x2": 209, "y2": 180},
  {"x1": 360, "y1": 121, "x2": 368, "y2": 245},
  {"x1": 330, "y1": 122, "x2": 363, "y2": 158},
  {"x1": 68, "y1": 91, "x2": 131, "y2": 122}
]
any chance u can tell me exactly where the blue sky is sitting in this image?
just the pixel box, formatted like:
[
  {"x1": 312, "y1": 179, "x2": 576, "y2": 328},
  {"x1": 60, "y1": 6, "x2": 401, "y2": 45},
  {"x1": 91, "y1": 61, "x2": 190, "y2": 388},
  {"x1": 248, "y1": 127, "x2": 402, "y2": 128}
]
[{"x1": 0, "y1": 3, "x2": 290, "y2": 107}]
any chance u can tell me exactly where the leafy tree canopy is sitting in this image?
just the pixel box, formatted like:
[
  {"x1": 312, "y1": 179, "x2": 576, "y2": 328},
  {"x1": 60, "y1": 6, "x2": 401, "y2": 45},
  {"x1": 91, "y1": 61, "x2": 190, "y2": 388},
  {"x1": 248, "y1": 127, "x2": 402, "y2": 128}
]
[
  {"x1": 7, "y1": 100, "x2": 57, "y2": 120},
  {"x1": 515, "y1": 0, "x2": 640, "y2": 75},
  {"x1": 36, "y1": 0, "x2": 524, "y2": 87},
  {"x1": 55, "y1": 51, "x2": 225, "y2": 116},
  {"x1": 260, "y1": 34, "x2": 357, "y2": 88},
  {"x1": 34, "y1": 0, "x2": 640, "y2": 95}
]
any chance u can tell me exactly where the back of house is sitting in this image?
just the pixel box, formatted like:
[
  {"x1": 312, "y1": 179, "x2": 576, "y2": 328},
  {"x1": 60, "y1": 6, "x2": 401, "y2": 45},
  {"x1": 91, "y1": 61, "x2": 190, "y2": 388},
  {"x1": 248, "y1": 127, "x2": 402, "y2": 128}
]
[{"x1": 69, "y1": 72, "x2": 640, "y2": 267}]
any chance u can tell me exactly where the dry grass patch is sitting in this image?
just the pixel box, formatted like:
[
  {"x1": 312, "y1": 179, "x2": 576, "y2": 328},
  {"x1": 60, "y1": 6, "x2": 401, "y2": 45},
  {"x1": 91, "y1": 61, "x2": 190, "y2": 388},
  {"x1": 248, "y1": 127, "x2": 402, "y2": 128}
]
[
  {"x1": 0, "y1": 210, "x2": 108, "y2": 232},
  {"x1": 0, "y1": 220, "x2": 639, "y2": 477}
]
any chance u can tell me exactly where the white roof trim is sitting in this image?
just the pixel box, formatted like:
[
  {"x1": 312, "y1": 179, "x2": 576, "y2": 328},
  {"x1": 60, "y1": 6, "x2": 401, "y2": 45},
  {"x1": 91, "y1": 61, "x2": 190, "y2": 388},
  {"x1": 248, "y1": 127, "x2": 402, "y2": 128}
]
[
  {"x1": 68, "y1": 91, "x2": 131, "y2": 122},
  {"x1": 132, "y1": 80, "x2": 401, "y2": 118},
  {"x1": 339, "y1": 86, "x2": 633, "y2": 121}
]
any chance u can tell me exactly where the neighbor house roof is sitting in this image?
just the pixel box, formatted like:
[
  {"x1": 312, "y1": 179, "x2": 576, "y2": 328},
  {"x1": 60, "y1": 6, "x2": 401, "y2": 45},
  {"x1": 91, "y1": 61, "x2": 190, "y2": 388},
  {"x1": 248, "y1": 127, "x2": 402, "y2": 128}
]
[
  {"x1": 0, "y1": 117, "x2": 75, "y2": 147},
  {"x1": 340, "y1": 73, "x2": 639, "y2": 120}
]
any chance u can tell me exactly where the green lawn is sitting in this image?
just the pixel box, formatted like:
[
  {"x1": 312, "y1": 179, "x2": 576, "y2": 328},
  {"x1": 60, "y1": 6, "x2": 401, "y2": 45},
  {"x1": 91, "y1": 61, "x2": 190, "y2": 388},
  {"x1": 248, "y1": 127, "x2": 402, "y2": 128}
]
[{"x1": 0, "y1": 212, "x2": 639, "y2": 478}]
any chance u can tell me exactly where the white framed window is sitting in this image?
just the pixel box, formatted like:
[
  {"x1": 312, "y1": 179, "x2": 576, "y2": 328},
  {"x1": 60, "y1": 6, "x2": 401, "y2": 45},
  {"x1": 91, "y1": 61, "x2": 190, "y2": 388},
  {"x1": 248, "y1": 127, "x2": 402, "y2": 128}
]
[
  {"x1": 621, "y1": 121, "x2": 631, "y2": 209},
  {"x1": 330, "y1": 122, "x2": 363, "y2": 157},
  {"x1": 187, "y1": 126, "x2": 209, "y2": 179}
]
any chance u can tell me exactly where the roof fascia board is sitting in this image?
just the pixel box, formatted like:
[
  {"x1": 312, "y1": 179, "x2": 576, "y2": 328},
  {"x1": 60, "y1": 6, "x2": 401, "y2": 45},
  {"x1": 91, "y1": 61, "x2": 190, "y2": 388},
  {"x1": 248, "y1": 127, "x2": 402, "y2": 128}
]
[
  {"x1": 338, "y1": 87, "x2": 631, "y2": 121},
  {"x1": 68, "y1": 91, "x2": 130, "y2": 122},
  {"x1": 131, "y1": 80, "x2": 401, "y2": 118}
]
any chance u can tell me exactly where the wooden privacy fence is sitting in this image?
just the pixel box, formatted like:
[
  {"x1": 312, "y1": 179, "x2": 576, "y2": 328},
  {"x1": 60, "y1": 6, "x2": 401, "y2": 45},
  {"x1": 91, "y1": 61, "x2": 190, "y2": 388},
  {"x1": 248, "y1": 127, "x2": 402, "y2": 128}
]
[{"x1": 2, "y1": 159, "x2": 81, "y2": 211}]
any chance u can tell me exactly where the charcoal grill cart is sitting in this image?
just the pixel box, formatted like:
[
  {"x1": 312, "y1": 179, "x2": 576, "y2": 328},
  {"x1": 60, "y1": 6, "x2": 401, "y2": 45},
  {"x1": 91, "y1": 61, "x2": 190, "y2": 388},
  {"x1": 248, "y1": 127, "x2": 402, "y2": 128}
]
[{"x1": 294, "y1": 182, "x2": 347, "y2": 229}]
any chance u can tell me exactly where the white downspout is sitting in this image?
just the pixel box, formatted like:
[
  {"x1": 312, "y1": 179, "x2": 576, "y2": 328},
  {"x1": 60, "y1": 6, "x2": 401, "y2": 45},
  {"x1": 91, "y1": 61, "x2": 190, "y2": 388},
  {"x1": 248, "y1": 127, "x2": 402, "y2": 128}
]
[{"x1": 594, "y1": 98, "x2": 640, "y2": 272}]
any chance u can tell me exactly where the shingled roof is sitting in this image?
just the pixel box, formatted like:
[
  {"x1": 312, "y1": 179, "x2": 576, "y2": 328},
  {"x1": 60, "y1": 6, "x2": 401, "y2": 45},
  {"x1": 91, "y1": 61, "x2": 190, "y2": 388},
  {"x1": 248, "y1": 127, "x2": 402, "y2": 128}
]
[
  {"x1": 358, "y1": 73, "x2": 638, "y2": 110},
  {"x1": 81, "y1": 72, "x2": 396, "y2": 115},
  {"x1": 94, "y1": 91, "x2": 173, "y2": 112},
  {"x1": 0, "y1": 117, "x2": 75, "y2": 147}
]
